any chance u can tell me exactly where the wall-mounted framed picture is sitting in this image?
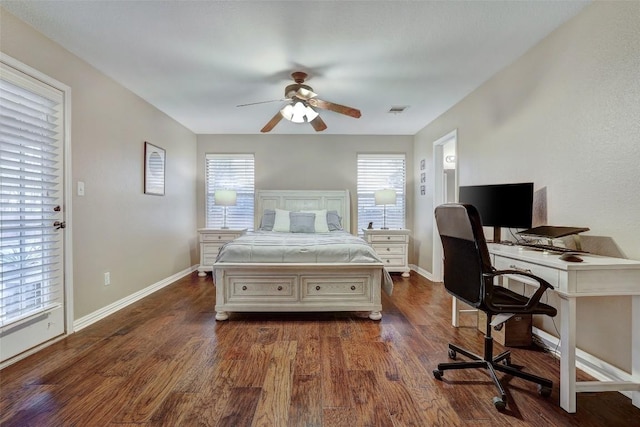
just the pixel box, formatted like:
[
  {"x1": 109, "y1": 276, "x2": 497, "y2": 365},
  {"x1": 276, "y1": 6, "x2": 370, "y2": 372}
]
[
  {"x1": 420, "y1": 185, "x2": 426, "y2": 196},
  {"x1": 144, "y1": 141, "x2": 165, "y2": 195},
  {"x1": 420, "y1": 159, "x2": 425, "y2": 170}
]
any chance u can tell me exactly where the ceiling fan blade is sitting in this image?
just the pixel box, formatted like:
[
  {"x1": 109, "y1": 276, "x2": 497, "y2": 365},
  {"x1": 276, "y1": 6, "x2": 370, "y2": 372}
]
[
  {"x1": 237, "y1": 98, "x2": 286, "y2": 107},
  {"x1": 309, "y1": 115, "x2": 327, "y2": 132},
  {"x1": 260, "y1": 112, "x2": 283, "y2": 133},
  {"x1": 307, "y1": 98, "x2": 361, "y2": 118}
]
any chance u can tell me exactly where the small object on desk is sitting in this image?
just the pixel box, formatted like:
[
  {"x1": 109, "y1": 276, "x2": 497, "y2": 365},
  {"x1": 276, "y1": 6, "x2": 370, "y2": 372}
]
[
  {"x1": 559, "y1": 253, "x2": 584, "y2": 263},
  {"x1": 367, "y1": 221, "x2": 373, "y2": 230},
  {"x1": 518, "y1": 225, "x2": 590, "y2": 239}
]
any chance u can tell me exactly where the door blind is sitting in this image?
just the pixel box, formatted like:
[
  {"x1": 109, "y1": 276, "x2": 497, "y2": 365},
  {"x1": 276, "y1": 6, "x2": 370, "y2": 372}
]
[
  {"x1": 205, "y1": 154, "x2": 255, "y2": 230},
  {"x1": 0, "y1": 66, "x2": 64, "y2": 328},
  {"x1": 357, "y1": 154, "x2": 406, "y2": 232}
]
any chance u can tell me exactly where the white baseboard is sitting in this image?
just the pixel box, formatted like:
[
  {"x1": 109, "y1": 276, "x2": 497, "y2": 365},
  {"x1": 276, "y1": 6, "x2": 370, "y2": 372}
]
[
  {"x1": 410, "y1": 264, "x2": 437, "y2": 282},
  {"x1": 73, "y1": 265, "x2": 198, "y2": 332}
]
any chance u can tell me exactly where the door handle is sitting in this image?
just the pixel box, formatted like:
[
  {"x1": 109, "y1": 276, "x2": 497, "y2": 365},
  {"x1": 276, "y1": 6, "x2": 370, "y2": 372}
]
[{"x1": 54, "y1": 221, "x2": 66, "y2": 230}]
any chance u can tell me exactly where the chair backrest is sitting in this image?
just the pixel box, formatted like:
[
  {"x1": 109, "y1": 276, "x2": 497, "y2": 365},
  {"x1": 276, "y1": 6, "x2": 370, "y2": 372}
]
[{"x1": 434, "y1": 203, "x2": 494, "y2": 308}]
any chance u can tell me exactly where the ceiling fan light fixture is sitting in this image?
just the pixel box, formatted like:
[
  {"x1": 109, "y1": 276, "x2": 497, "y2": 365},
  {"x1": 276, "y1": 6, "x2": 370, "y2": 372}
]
[
  {"x1": 279, "y1": 103, "x2": 294, "y2": 121},
  {"x1": 280, "y1": 101, "x2": 318, "y2": 123},
  {"x1": 291, "y1": 101, "x2": 307, "y2": 123},
  {"x1": 305, "y1": 105, "x2": 319, "y2": 121}
]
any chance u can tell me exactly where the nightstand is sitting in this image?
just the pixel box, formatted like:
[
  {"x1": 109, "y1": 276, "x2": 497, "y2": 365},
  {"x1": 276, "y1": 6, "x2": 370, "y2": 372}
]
[
  {"x1": 362, "y1": 228, "x2": 410, "y2": 277},
  {"x1": 197, "y1": 228, "x2": 246, "y2": 276}
]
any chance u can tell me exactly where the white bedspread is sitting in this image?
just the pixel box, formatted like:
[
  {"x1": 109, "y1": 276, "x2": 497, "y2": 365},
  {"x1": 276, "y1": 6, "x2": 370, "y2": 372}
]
[{"x1": 215, "y1": 231, "x2": 394, "y2": 295}]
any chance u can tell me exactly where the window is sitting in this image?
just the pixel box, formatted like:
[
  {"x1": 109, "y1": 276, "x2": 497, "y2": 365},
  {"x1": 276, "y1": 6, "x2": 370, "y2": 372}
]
[
  {"x1": 357, "y1": 154, "x2": 406, "y2": 232},
  {"x1": 205, "y1": 154, "x2": 255, "y2": 230},
  {"x1": 0, "y1": 61, "x2": 65, "y2": 329}
]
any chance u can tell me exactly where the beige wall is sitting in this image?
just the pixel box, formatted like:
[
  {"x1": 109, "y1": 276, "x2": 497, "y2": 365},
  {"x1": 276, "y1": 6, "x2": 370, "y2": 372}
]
[
  {"x1": 1, "y1": 9, "x2": 198, "y2": 319},
  {"x1": 197, "y1": 134, "x2": 414, "y2": 236},
  {"x1": 413, "y1": 2, "x2": 640, "y2": 371}
]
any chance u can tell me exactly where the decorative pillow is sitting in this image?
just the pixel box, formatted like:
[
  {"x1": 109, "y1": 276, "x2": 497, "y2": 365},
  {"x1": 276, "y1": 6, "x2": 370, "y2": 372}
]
[
  {"x1": 301, "y1": 209, "x2": 330, "y2": 233},
  {"x1": 259, "y1": 209, "x2": 275, "y2": 231},
  {"x1": 327, "y1": 210, "x2": 343, "y2": 231},
  {"x1": 272, "y1": 208, "x2": 291, "y2": 232},
  {"x1": 289, "y1": 212, "x2": 316, "y2": 233}
]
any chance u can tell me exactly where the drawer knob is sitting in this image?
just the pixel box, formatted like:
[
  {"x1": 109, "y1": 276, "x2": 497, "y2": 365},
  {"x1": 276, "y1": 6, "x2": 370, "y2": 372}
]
[
  {"x1": 387, "y1": 236, "x2": 391, "y2": 240},
  {"x1": 242, "y1": 285, "x2": 247, "y2": 291},
  {"x1": 386, "y1": 259, "x2": 390, "y2": 263},
  {"x1": 350, "y1": 285, "x2": 356, "y2": 291},
  {"x1": 316, "y1": 285, "x2": 321, "y2": 291},
  {"x1": 218, "y1": 236, "x2": 222, "y2": 239},
  {"x1": 386, "y1": 248, "x2": 391, "y2": 251},
  {"x1": 277, "y1": 286, "x2": 283, "y2": 291}
]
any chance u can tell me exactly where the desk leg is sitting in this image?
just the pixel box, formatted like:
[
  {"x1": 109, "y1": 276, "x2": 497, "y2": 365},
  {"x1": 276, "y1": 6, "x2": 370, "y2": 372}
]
[
  {"x1": 633, "y1": 295, "x2": 640, "y2": 409},
  {"x1": 451, "y1": 297, "x2": 460, "y2": 327},
  {"x1": 559, "y1": 296, "x2": 577, "y2": 413}
]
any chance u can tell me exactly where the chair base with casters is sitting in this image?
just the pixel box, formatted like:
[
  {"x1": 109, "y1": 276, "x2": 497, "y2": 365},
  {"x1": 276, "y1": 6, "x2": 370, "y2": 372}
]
[{"x1": 433, "y1": 313, "x2": 552, "y2": 410}]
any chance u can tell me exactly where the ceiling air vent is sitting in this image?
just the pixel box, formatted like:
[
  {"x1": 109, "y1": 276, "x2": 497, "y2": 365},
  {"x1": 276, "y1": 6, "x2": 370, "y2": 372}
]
[{"x1": 388, "y1": 105, "x2": 409, "y2": 114}]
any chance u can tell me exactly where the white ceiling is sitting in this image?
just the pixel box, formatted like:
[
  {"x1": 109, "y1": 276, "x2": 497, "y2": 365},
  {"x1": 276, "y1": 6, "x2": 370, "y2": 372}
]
[{"x1": 2, "y1": 1, "x2": 590, "y2": 135}]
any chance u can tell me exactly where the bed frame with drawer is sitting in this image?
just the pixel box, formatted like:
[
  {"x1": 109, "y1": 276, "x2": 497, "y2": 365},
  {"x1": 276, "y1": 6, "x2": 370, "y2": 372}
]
[{"x1": 212, "y1": 189, "x2": 385, "y2": 320}]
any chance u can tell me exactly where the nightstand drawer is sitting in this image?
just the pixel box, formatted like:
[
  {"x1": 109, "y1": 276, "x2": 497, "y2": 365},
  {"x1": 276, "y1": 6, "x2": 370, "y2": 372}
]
[
  {"x1": 200, "y1": 233, "x2": 239, "y2": 243},
  {"x1": 203, "y1": 244, "x2": 223, "y2": 254},
  {"x1": 203, "y1": 255, "x2": 218, "y2": 265},
  {"x1": 378, "y1": 256, "x2": 406, "y2": 267},
  {"x1": 372, "y1": 244, "x2": 405, "y2": 255},
  {"x1": 369, "y1": 234, "x2": 408, "y2": 243}
]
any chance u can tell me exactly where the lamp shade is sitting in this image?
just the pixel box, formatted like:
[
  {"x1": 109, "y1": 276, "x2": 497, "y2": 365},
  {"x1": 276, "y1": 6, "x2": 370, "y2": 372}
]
[
  {"x1": 214, "y1": 189, "x2": 237, "y2": 206},
  {"x1": 375, "y1": 189, "x2": 397, "y2": 206}
]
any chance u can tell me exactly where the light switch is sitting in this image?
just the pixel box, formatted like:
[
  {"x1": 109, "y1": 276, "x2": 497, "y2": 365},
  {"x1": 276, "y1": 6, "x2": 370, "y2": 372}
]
[{"x1": 77, "y1": 181, "x2": 85, "y2": 196}]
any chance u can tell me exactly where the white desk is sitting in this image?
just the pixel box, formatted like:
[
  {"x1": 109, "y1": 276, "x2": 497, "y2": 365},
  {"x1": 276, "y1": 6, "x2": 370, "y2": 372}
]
[{"x1": 453, "y1": 244, "x2": 640, "y2": 413}]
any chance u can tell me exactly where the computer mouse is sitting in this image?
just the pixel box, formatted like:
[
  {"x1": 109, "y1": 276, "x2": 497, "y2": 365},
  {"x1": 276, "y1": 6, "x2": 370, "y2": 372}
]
[{"x1": 560, "y1": 253, "x2": 584, "y2": 262}]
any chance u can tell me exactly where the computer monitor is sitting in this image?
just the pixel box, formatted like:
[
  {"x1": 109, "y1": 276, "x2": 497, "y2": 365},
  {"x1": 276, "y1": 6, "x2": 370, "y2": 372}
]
[{"x1": 458, "y1": 182, "x2": 534, "y2": 242}]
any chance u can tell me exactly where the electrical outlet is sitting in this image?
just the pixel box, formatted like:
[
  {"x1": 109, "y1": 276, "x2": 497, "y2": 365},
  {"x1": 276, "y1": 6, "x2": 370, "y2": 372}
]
[{"x1": 104, "y1": 272, "x2": 110, "y2": 286}]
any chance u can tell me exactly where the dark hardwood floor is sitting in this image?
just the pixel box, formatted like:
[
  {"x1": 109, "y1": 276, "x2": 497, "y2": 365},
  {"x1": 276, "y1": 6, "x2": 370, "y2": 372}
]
[{"x1": 2, "y1": 272, "x2": 639, "y2": 426}]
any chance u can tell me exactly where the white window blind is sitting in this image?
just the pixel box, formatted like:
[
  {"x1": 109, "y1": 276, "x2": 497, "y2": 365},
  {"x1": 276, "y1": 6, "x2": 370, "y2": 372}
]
[
  {"x1": 0, "y1": 67, "x2": 64, "y2": 328},
  {"x1": 205, "y1": 154, "x2": 255, "y2": 230},
  {"x1": 357, "y1": 154, "x2": 406, "y2": 232}
]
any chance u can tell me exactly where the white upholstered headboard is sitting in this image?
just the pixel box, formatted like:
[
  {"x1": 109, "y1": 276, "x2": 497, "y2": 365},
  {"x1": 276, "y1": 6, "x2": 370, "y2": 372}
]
[{"x1": 255, "y1": 189, "x2": 351, "y2": 232}]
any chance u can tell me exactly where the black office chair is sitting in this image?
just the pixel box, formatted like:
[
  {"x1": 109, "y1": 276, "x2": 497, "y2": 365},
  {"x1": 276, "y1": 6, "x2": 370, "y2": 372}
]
[{"x1": 433, "y1": 203, "x2": 557, "y2": 410}]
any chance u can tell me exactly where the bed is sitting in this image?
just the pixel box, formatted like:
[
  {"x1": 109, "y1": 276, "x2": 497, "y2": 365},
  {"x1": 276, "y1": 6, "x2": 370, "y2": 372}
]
[{"x1": 212, "y1": 189, "x2": 393, "y2": 321}]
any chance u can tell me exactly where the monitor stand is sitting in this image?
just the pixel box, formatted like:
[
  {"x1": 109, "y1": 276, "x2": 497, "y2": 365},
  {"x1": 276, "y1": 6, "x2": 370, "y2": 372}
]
[{"x1": 488, "y1": 227, "x2": 502, "y2": 244}]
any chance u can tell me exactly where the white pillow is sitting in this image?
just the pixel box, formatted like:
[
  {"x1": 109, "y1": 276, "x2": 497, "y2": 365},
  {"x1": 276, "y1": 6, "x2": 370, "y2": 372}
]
[
  {"x1": 272, "y1": 208, "x2": 291, "y2": 232},
  {"x1": 301, "y1": 209, "x2": 329, "y2": 233}
]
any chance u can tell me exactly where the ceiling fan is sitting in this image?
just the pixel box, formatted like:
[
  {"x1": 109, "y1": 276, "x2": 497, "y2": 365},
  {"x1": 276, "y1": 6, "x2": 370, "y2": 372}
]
[{"x1": 237, "y1": 72, "x2": 361, "y2": 133}]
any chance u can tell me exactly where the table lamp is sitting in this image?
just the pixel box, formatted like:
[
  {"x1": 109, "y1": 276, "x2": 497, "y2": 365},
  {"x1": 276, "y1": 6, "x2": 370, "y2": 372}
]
[
  {"x1": 375, "y1": 188, "x2": 396, "y2": 229},
  {"x1": 214, "y1": 189, "x2": 237, "y2": 229}
]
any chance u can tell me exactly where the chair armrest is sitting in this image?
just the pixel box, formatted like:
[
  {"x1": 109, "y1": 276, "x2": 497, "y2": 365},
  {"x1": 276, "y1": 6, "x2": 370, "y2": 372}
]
[{"x1": 484, "y1": 269, "x2": 554, "y2": 311}]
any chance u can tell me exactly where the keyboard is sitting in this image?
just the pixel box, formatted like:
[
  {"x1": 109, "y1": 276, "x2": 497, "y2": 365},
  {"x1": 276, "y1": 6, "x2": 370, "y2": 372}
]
[{"x1": 518, "y1": 242, "x2": 587, "y2": 254}]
